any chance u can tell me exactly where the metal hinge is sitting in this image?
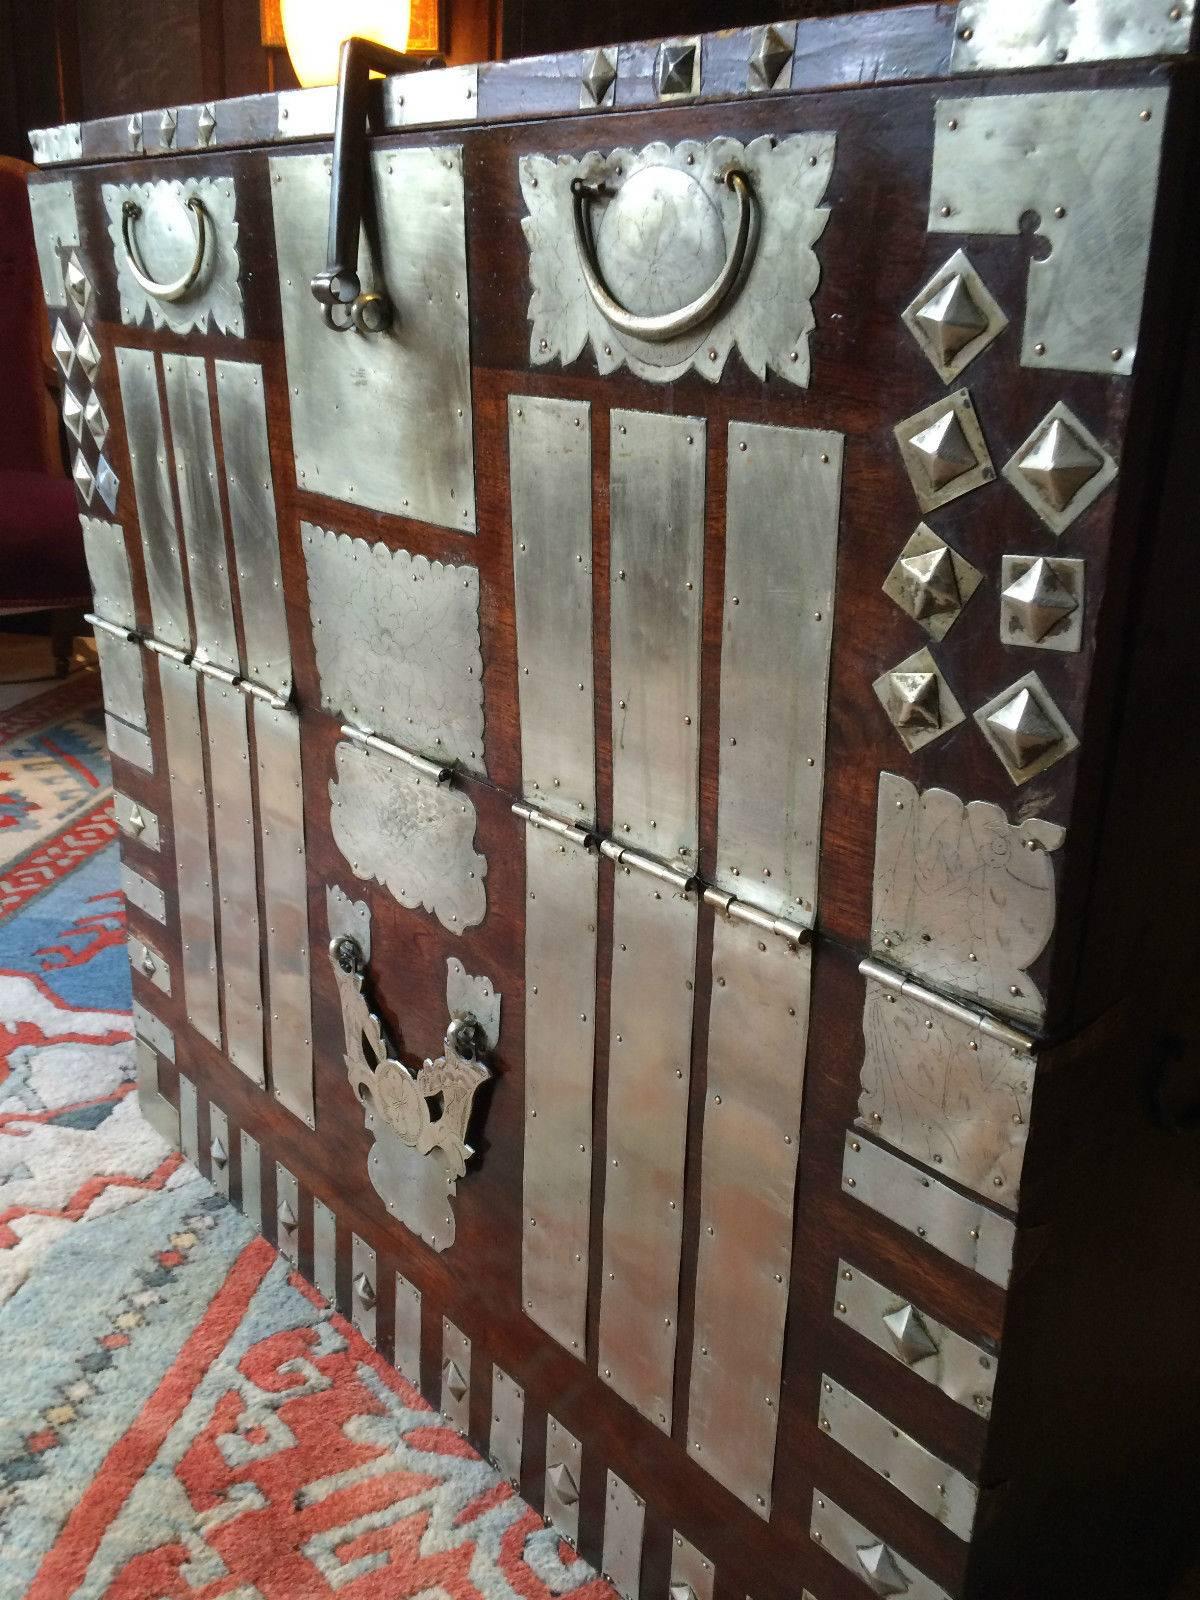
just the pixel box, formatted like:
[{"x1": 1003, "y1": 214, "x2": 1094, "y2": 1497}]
[
  {"x1": 87, "y1": 612, "x2": 291, "y2": 711},
  {"x1": 340, "y1": 722, "x2": 453, "y2": 784},
  {"x1": 860, "y1": 957, "x2": 1035, "y2": 1054}
]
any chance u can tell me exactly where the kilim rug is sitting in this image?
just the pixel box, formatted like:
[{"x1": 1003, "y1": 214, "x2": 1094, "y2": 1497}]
[{"x1": 0, "y1": 668, "x2": 611, "y2": 1600}]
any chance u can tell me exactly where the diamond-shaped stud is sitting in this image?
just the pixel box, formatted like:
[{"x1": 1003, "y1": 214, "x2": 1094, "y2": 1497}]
[
  {"x1": 657, "y1": 39, "x2": 698, "y2": 99},
  {"x1": 353, "y1": 1271, "x2": 376, "y2": 1308},
  {"x1": 52, "y1": 319, "x2": 75, "y2": 377},
  {"x1": 61, "y1": 387, "x2": 85, "y2": 442},
  {"x1": 72, "y1": 449, "x2": 95, "y2": 505},
  {"x1": 160, "y1": 107, "x2": 177, "y2": 147},
  {"x1": 975, "y1": 671, "x2": 1079, "y2": 785},
  {"x1": 84, "y1": 390, "x2": 108, "y2": 447},
  {"x1": 1000, "y1": 556, "x2": 1084, "y2": 653},
  {"x1": 95, "y1": 456, "x2": 119, "y2": 514},
  {"x1": 277, "y1": 1198, "x2": 297, "y2": 1230},
  {"x1": 855, "y1": 1541, "x2": 909, "y2": 1597},
  {"x1": 873, "y1": 646, "x2": 964, "y2": 754},
  {"x1": 126, "y1": 803, "x2": 147, "y2": 837},
  {"x1": 882, "y1": 1303, "x2": 939, "y2": 1367},
  {"x1": 210, "y1": 1135, "x2": 228, "y2": 1167},
  {"x1": 1003, "y1": 402, "x2": 1117, "y2": 534},
  {"x1": 669, "y1": 1584, "x2": 697, "y2": 1600},
  {"x1": 128, "y1": 112, "x2": 143, "y2": 153},
  {"x1": 748, "y1": 23, "x2": 793, "y2": 91},
  {"x1": 894, "y1": 390, "x2": 994, "y2": 512},
  {"x1": 76, "y1": 325, "x2": 101, "y2": 382},
  {"x1": 64, "y1": 252, "x2": 92, "y2": 316},
  {"x1": 882, "y1": 523, "x2": 982, "y2": 640},
  {"x1": 902, "y1": 249, "x2": 1007, "y2": 384},
  {"x1": 443, "y1": 1359, "x2": 468, "y2": 1401},
  {"x1": 198, "y1": 103, "x2": 217, "y2": 146},
  {"x1": 547, "y1": 1460, "x2": 580, "y2": 1506},
  {"x1": 580, "y1": 47, "x2": 617, "y2": 108}
]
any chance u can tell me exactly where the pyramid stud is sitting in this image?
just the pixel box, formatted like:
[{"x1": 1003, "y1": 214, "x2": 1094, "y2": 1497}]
[
  {"x1": 882, "y1": 1303, "x2": 939, "y2": 1367},
  {"x1": 64, "y1": 253, "x2": 92, "y2": 316},
  {"x1": 548, "y1": 1460, "x2": 580, "y2": 1506},
  {"x1": 160, "y1": 107, "x2": 177, "y2": 147},
  {"x1": 210, "y1": 1135, "x2": 228, "y2": 1167},
  {"x1": 580, "y1": 47, "x2": 617, "y2": 108},
  {"x1": 127, "y1": 803, "x2": 146, "y2": 836},
  {"x1": 52, "y1": 319, "x2": 76, "y2": 377},
  {"x1": 910, "y1": 412, "x2": 975, "y2": 490},
  {"x1": 84, "y1": 390, "x2": 108, "y2": 447},
  {"x1": 128, "y1": 112, "x2": 143, "y2": 153},
  {"x1": 443, "y1": 1359, "x2": 468, "y2": 1401},
  {"x1": 748, "y1": 23, "x2": 793, "y2": 91},
  {"x1": 855, "y1": 1541, "x2": 910, "y2": 1597},
  {"x1": 902, "y1": 249, "x2": 1006, "y2": 383},
  {"x1": 76, "y1": 325, "x2": 101, "y2": 382},
  {"x1": 891, "y1": 672, "x2": 941, "y2": 731},
  {"x1": 353, "y1": 1271, "x2": 376, "y2": 1307},
  {"x1": 670, "y1": 1585, "x2": 698, "y2": 1600},
  {"x1": 277, "y1": 1199, "x2": 297, "y2": 1230},
  {"x1": 894, "y1": 391, "x2": 993, "y2": 512},
  {"x1": 61, "y1": 387, "x2": 85, "y2": 442},
  {"x1": 882, "y1": 524, "x2": 982, "y2": 641},
  {"x1": 657, "y1": 40, "x2": 698, "y2": 99},
  {"x1": 95, "y1": 456, "x2": 119, "y2": 514},
  {"x1": 1003, "y1": 402, "x2": 1117, "y2": 534},
  {"x1": 72, "y1": 450, "x2": 95, "y2": 505},
  {"x1": 873, "y1": 646, "x2": 963, "y2": 754},
  {"x1": 198, "y1": 104, "x2": 217, "y2": 146},
  {"x1": 1001, "y1": 556, "x2": 1084, "y2": 652},
  {"x1": 975, "y1": 671, "x2": 1079, "y2": 785}
]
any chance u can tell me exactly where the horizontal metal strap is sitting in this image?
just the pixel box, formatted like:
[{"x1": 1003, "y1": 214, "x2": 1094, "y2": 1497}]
[
  {"x1": 341, "y1": 723, "x2": 452, "y2": 785},
  {"x1": 859, "y1": 957, "x2": 1036, "y2": 1054}
]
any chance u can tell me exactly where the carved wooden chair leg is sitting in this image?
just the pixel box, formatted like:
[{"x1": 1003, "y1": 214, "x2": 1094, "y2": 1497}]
[{"x1": 50, "y1": 606, "x2": 81, "y2": 677}]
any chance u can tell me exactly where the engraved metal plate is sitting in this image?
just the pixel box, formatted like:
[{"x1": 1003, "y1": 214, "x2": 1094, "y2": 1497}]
[
  {"x1": 314, "y1": 1197, "x2": 337, "y2": 1305},
  {"x1": 602, "y1": 1472, "x2": 645, "y2": 1600},
  {"x1": 122, "y1": 863, "x2": 165, "y2": 924},
  {"x1": 951, "y1": 0, "x2": 1195, "y2": 72},
  {"x1": 833, "y1": 1260, "x2": 998, "y2": 1418},
  {"x1": 819, "y1": 1375, "x2": 978, "y2": 1541},
  {"x1": 352, "y1": 1234, "x2": 377, "y2": 1343},
  {"x1": 509, "y1": 395, "x2": 595, "y2": 822},
  {"x1": 811, "y1": 1491, "x2": 951, "y2": 1600},
  {"x1": 270, "y1": 148, "x2": 476, "y2": 531},
  {"x1": 688, "y1": 917, "x2": 810, "y2": 1515},
  {"x1": 28, "y1": 179, "x2": 80, "y2": 308},
  {"x1": 522, "y1": 135, "x2": 835, "y2": 387},
  {"x1": 304, "y1": 525, "x2": 484, "y2": 772},
  {"x1": 1000, "y1": 555, "x2": 1084, "y2": 653},
  {"x1": 930, "y1": 89, "x2": 1168, "y2": 376},
  {"x1": 159, "y1": 656, "x2": 219, "y2": 1046},
  {"x1": 718, "y1": 423, "x2": 841, "y2": 919},
  {"x1": 545, "y1": 1417, "x2": 583, "y2": 1545},
  {"x1": 599, "y1": 870, "x2": 697, "y2": 1431},
  {"x1": 610, "y1": 411, "x2": 704, "y2": 866},
  {"x1": 132, "y1": 999, "x2": 173, "y2": 1060},
  {"x1": 255, "y1": 700, "x2": 313, "y2": 1126},
  {"x1": 117, "y1": 348, "x2": 189, "y2": 650},
  {"x1": 490, "y1": 1366, "x2": 525, "y2": 1486},
  {"x1": 329, "y1": 738, "x2": 486, "y2": 934},
  {"x1": 670, "y1": 1533, "x2": 715, "y2": 1600},
  {"x1": 93, "y1": 628, "x2": 147, "y2": 731},
  {"x1": 441, "y1": 1319, "x2": 471, "y2": 1432},
  {"x1": 178, "y1": 1072, "x2": 200, "y2": 1166},
  {"x1": 276, "y1": 1163, "x2": 300, "y2": 1264},
  {"x1": 103, "y1": 176, "x2": 244, "y2": 335},
  {"x1": 873, "y1": 772, "x2": 1065, "y2": 1026},
  {"x1": 858, "y1": 971, "x2": 1034, "y2": 1207},
  {"x1": 842, "y1": 1133, "x2": 1016, "y2": 1288},
  {"x1": 394, "y1": 1272, "x2": 422, "y2": 1384},
  {"x1": 82, "y1": 517, "x2": 136, "y2": 630},
  {"x1": 209, "y1": 1103, "x2": 231, "y2": 1197},
  {"x1": 522, "y1": 824, "x2": 598, "y2": 1358},
  {"x1": 129, "y1": 931, "x2": 171, "y2": 994},
  {"x1": 135, "y1": 1040, "x2": 178, "y2": 1145},
  {"x1": 106, "y1": 715, "x2": 154, "y2": 773},
  {"x1": 240, "y1": 1130, "x2": 262, "y2": 1231}
]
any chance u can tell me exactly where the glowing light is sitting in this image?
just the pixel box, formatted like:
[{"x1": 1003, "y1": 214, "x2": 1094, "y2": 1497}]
[{"x1": 280, "y1": 0, "x2": 412, "y2": 88}]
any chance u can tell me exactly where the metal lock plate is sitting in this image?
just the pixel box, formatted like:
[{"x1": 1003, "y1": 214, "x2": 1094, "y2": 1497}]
[
  {"x1": 441, "y1": 1319, "x2": 471, "y2": 1432},
  {"x1": 103, "y1": 175, "x2": 244, "y2": 336}
]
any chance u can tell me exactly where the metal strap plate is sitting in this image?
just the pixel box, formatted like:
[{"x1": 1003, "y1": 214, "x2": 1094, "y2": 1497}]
[
  {"x1": 122, "y1": 862, "x2": 165, "y2": 924},
  {"x1": 687, "y1": 917, "x2": 810, "y2": 1515},
  {"x1": 135, "y1": 1039, "x2": 178, "y2": 1145},
  {"x1": 490, "y1": 1365, "x2": 525, "y2": 1486},
  {"x1": 159, "y1": 655, "x2": 220, "y2": 1047},
  {"x1": 545, "y1": 1416, "x2": 583, "y2": 1545},
  {"x1": 93, "y1": 629, "x2": 147, "y2": 731},
  {"x1": 276, "y1": 1163, "x2": 300, "y2": 1264},
  {"x1": 951, "y1": 1, "x2": 1195, "y2": 73},
  {"x1": 239, "y1": 1129, "x2": 262, "y2": 1231},
  {"x1": 670, "y1": 1533, "x2": 714, "y2": 1600},
  {"x1": 441, "y1": 1319, "x2": 471, "y2": 1432},
  {"x1": 129, "y1": 931, "x2": 171, "y2": 994},
  {"x1": 82, "y1": 516, "x2": 136, "y2": 629},
  {"x1": 717, "y1": 423, "x2": 842, "y2": 920},
  {"x1": 27, "y1": 179, "x2": 79, "y2": 307},
  {"x1": 522, "y1": 824, "x2": 597, "y2": 1358},
  {"x1": 394, "y1": 1272, "x2": 422, "y2": 1385},
  {"x1": 509, "y1": 395, "x2": 596, "y2": 821},
  {"x1": 609, "y1": 410, "x2": 705, "y2": 867},
  {"x1": 178, "y1": 1072, "x2": 200, "y2": 1166},
  {"x1": 254, "y1": 700, "x2": 313, "y2": 1127},
  {"x1": 599, "y1": 869, "x2": 697, "y2": 1431},
  {"x1": 205, "y1": 680, "x2": 265, "y2": 1087},
  {"x1": 209, "y1": 1103, "x2": 231, "y2": 1197},
  {"x1": 132, "y1": 999, "x2": 173, "y2": 1060},
  {"x1": 842, "y1": 1133, "x2": 1015, "y2": 1288},
  {"x1": 107, "y1": 715, "x2": 154, "y2": 773},
  {"x1": 117, "y1": 348, "x2": 190, "y2": 650},
  {"x1": 313, "y1": 1197, "x2": 337, "y2": 1305},
  {"x1": 115, "y1": 793, "x2": 160, "y2": 850},
  {"x1": 602, "y1": 1472, "x2": 645, "y2": 1600},
  {"x1": 352, "y1": 1234, "x2": 377, "y2": 1343},
  {"x1": 811, "y1": 1491, "x2": 951, "y2": 1600}
]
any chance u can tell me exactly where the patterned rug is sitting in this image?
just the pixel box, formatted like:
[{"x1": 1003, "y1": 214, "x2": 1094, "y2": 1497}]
[{"x1": 0, "y1": 670, "x2": 608, "y2": 1600}]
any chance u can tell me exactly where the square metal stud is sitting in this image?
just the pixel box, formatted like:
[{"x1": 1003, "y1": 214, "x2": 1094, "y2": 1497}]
[
  {"x1": 75, "y1": 325, "x2": 102, "y2": 382},
  {"x1": 160, "y1": 107, "x2": 177, "y2": 147},
  {"x1": 72, "y1": 449, "x2": 95, "y2": 506},
  {"x1": 748, "y1": 23, "x2": 794, "y2": 91},
  {"x1": 84, "y1": 390, "x2": 108, "y2": 448},
  {"x1": 656, "y1": 38, "x2": 700, "y2": 100},
  {"x1": 894, "y1": 389, "x2": 994, "y2": 512},
  {"x1": 198, "y1": 104, "x2": 217, "y2": 146},
  {"x1": 902, "y1": 248, "x2": 1007, "y2": 384},
  {"x1": 1003, "y1": 401, "x2": 1117, "y2": 535},
  {"x1": 128, "y1": 112, "x2": 143, "y2": 153},
  {"x1": 580, "y1": 47, "x2": 618, "y2": 109},
  {"x1": 95, "y1": 455, "x2": 120, "y2": 514},
  {"x1": 974, "y1": 670, "x2": 1079, "y2": 785},
  {"x1": 61, "y1": 386, "x2": 85, "y2": 442},
  {"x1": 52, "y1": 319, "x2": 76, "y2": 378},
  {"x1": 1000, "y1": 555, "x2": 1084, "y2": 653},
  {"x1": 64, "y1": 252, "x2": 93, "y2": 317},
  {"x1": 882, "y1": 523, "x2": 983, "y2": 640},
  {"x1": 872, "y1": 645, "x2": 964, "y2": 753}
]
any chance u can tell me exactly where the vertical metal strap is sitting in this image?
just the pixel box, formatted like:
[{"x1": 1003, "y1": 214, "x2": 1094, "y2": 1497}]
[
  {"x1": 313, "y1": 1197, "x2": 337, "y2": 1305},
  {"x1": 209, "y1": 1103, "x2": 231, "y2": 1197},
  {"x1": 393, "y1": 1271, "x2": 422, "y2": 1385},
  {"x1": 602, "y1": 1471, "x2": 645, "y2": 1600},
  {"x1": 489, "y1": 1366, "x2": 525, "y2": 1487},
  {"x1": 544, "y1": 1416, "x2": 583, "y2": 1545},
  {"x1": 441, "y1": 1318, "x2": 471, "y2": 1432},
  {"x1": 135, "y1": 1039, "x2": 179, "y2": 1146},
  {"x1": 276, "y1": 1163, "x2": 300, "y2": 1264},
  {"x1": 239, "y1": 1129, "x2": 262, "y2": 1232},
  {"x1": 351, "y1": 1234, "x2": 377, "y2": 1342},
  {"x1": 116, "y1": 347, "x2": 190, "y2": 650}
]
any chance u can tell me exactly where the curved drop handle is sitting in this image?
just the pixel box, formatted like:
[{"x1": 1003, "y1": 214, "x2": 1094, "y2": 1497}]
[
  {"x1": 570, "y1": 168, "x2": 755, "y2": 344},
  {"x1": 121, "y1": 196, "x2": 208, "y2": 302}
]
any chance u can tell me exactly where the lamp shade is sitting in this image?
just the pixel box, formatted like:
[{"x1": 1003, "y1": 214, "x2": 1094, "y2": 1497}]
[{"x1": 280, "y1": 0, "x2": 412, "y2": 88}]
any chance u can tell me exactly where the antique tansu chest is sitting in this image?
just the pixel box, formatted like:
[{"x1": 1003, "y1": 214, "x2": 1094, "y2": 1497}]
[{"x1": 25, "y1": 2, "x2": 1200, "y2": 1595}]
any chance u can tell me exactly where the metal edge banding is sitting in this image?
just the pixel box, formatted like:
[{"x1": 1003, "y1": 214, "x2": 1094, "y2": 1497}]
[
  {"x1": 383, "y1": 64, "x2": 479, "y2": 127},
  {"x1": 254, "y1": 699, "x2": 313, "y2": 1127},
  {"x1": 522, "y1": 825, "x2": 597, "y2": 1358},
  {"x1": 313, "y1": 1197, "x2": 337, "y2": 1305},
  {"x1": 950, "y1": 0, "x2": 1195, "y2": 73},
  {"x1": 441, "y1": 1318, "x2": 471, "y2": 1433},
  {"x1": 352, "y1": 1234, "x2": 377, "y2": 1343},
  {"x1": 670, "y1": 1533, "x2": 715, "y2": 1600},
  {"x1": 135, "y1": 1039, "x2": 179, "y2": 1145},
  {"x1": 132, "y1": 998, "x2": 174, "y2": 1060},
  {"x1": 394, "y1": 1271, "x2": 422, "y2": 1383},
  {"x1": 687, "y1": 918, "x2": 810, "y2": 1515},
  {"x1": 121, "y1": 862, "x2": 166, "y2": 924},
  {"x1": 204, "y1": 680, "x2": 265, "y2": 1087},
  {"x1": 129, "y1": 930, "x2": 171, "y2": 994},
  {"x1": 93, "y1": 629, "x2": 148, "y2": 731},
  {"x1": 107, "y1": 715, "x2": 154, "y2": 773},
  {"x1": 602, "y1": 1471, "x2": 645, "y2": 1600},
  {"x1": 208, "y1": 1103, "x2": 231, "y2": 1196},
  {"x1": 158, "y1": 655, "x2": 220, "y2": 1048},
  {"x1": 509, "y1": 395, "x2": 595, "y2": 822},
  {"x1": 842, "y1": 1133, "x2": 1015, "y2": 1288},
  {"x1": 598, "y1": 869, "x2": 697, "y2": 1431},
  {"x1": 116, "y1": 348, "x2": 190, "y2": 651},
  {"x1": 810, "y1": 1490, "x2": 951, "y2": 1600},
  {"x1": 818, "y1": 1375, "x2": 978, "y2": 1540},
  {"x1": 239, "y1": 1129, "x2": 263, "y2": 1233},
  {"x1": 490, "y1": 1365, "x2": 525, "y2": 1486},
  {"x1": 609, "y1": 410, "x2": 705, "y2": 867},
  {"x1": 545, "y1": 1416, "x2": 583, "y2": 1544},
  {"x1": 214, "y1": 360, "x2": 292, "y2": 695},
  {"x1": 162, "y1": 353, "x2": 239, "y2": 672},
  {"x1": 276, "y1": 1163, "x2": 300, "y2": 1264},
  {"x1": 717, "y1": 423, "x2": 842, "y2": 920},
  {"x1": 115, "y1": 793, "x2": 161, "y2": 850}
]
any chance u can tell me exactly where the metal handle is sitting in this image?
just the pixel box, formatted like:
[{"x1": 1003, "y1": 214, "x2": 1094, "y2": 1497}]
[
  {"x1": 121, "y1": 196, "x2": 208, "y2": 302},
  {"x1": 570, "y1": 167, "x2": 755, "y2": 343}
]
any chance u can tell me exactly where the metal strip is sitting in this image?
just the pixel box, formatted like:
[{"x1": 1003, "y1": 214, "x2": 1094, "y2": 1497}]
[
  {"x1": 509, "y1": 394, "x2": 595, "y2": 822},
  {"x1": 602, "y1": 1472, "x2": 645, "y2": 1600},
  {"x1": 162, "y1": 353, "x2": 238, "y2": 672},
  {"x1": 522, "y1": 823, "x2": 597, "y2": 1359},
  {"x1": 842, "y1": 1133, "x2": 1016, "y2": 1288},
  {"x1": 205, "y1": 679, "x2": 265, "y2": 1087},
  {"x1": 82, "y1": 516, "x2": 137, "y2": 629},
  {"x1": 950, "y1": 0, "x2": 1195, "y2": 72},
  {"x1": 254, "y1": 699, "x2": 313, "y2": 1127},
  {"x1": 179, "y1": 1075, "x2": 200, "y2": 1165},
  {"x1": 129, "y1": 931, "x2": 171, "y2": 994},
  {"x1": 93, "y1": 629, "x2": 148, "y2": 730},
  {"x1": 276, "y1": 1163, "x2": 300, "y2": 1264},
  {"x1": 159, "y1": 655, "x2": 220, "y2": 1047},
  {"x1": 135, "y1": 1039, "x2": 178, "y2": 1145},
  {"x1": 208, "y1": 1103, "x2": 231, "y2": 1196},
  {"x1": 106, "y1": 714, "x2": 154, "y2": 773},
  {"x1": 819, "y1": 1374, "x2": 978, "y2": 1540},
  {"x1": 810, "y1": 1491, "x2": 951, "y2": 1600},
  {"x1": 687, "y1": 917, "x2": 811, "y2": 1516},
  {"x1": 239, "y1": 1129, "x2": 262, "y2": 1232},
  {"x1": 490, "y1": 1366, "x2": 525, "y2": 1487},
  {"x1": 313, "y1": 1198, "x2": 337, "y2": 1305},
  {"x1": 122, "y1": 862, "x2": 166, "y2": 924},
  {"x1": 214, "y1": 360, "x2": 292, "y2": 696},
  {"x1": 383, "y1": 65, "x2": 479, "y2": 126},
  {"x1": 27, "y1": 178, "x2": 79, "y2": 306},
  {"x1": 441, "y1": 1318, "x2": 471, "y2": 1432},
  {"x1": 352, "y1": 1234, "x2": 377, "y2": 1343},
  {"x1": 717, "y1": 423, "x2": 842, "y2": 920},
  {"x1": 132, "y1": 999, "x2": 173, "y2": 1060},
  {"x1": 394, "y1": 1272, "x2": 422, "y2": 1385},
  {"x1": 670, "y1": 1534, "x2": 714, "y2": 1600},
  {"x1": 599, "y1": 868, "x2": 697, "y2": 1431},
  {"x1": 609, "y1": 410, "x2": 705, "y2": 867},
  {"x1": 545, "y1": 1416, "x2": 583, "y2": 1545},
  {"x1": 117, "y1": 347, "x2": 190, "y2": 650},
  {"x1": 115, "y1": 793, "x2": 161, "y2": 851}
]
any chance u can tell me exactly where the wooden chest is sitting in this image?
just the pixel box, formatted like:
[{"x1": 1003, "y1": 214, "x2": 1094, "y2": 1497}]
[{"x1": 27, "y1": 4, "x2": 1200, "y2": 1594}]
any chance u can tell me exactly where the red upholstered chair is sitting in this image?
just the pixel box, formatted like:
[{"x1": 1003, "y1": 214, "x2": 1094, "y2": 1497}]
[{"x1": 0, "y1": 155, "x2": 91, "y2": 676}]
